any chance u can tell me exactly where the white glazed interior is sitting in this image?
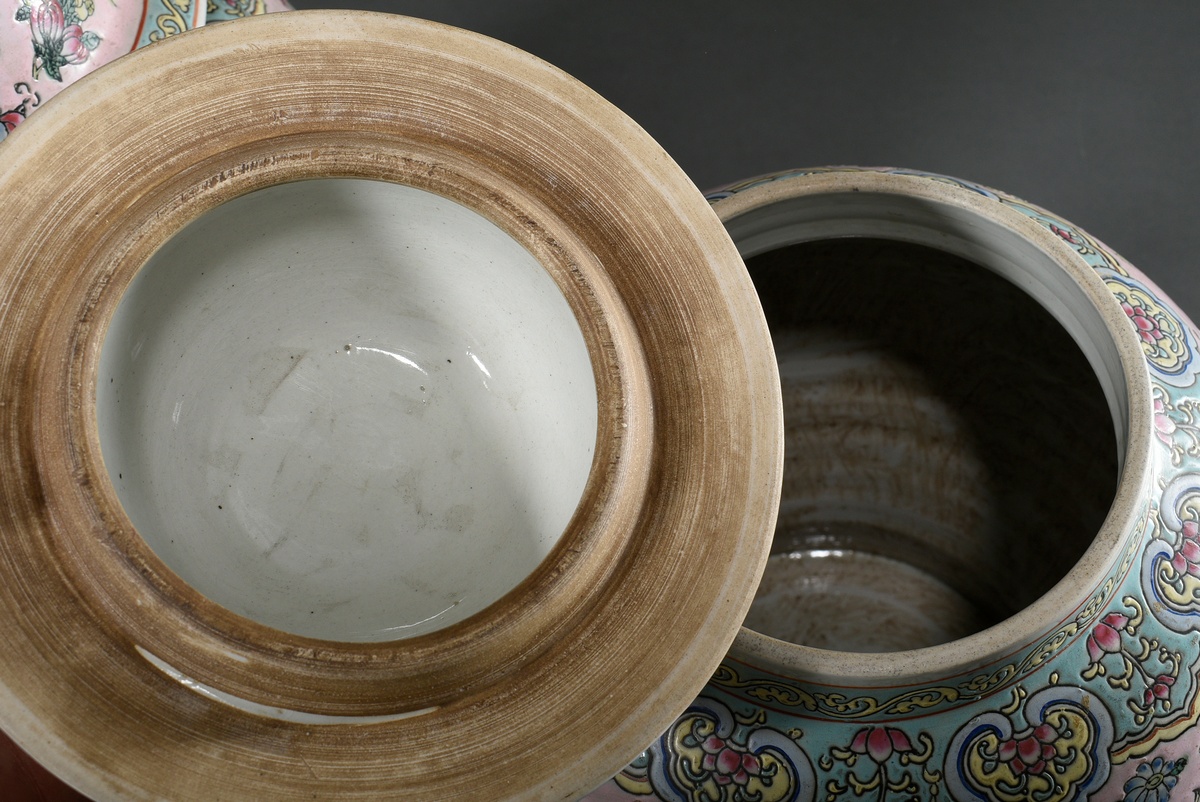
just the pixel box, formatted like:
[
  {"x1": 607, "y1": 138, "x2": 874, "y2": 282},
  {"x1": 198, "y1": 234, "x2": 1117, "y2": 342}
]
[
  {"x1": 722, "y1": 183, "x2": 1150, "y2": 674},
  {"x1": 96, "y1": 178, "x2": 598, "y2": 642}
]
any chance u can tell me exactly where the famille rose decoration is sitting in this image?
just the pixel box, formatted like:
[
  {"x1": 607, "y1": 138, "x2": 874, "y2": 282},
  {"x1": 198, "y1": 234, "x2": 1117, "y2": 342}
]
[
  {"x1": 0, "y1": 0, "x2": 289, "y2": 139},
  {"x1": 586, "y1": 167, "x2": 1200, "y2": 802}
]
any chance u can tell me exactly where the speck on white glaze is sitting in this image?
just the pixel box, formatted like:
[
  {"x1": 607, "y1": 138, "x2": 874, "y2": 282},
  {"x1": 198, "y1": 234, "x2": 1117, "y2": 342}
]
[{"x1": 97, "y1": 178, "x2": 598, "y2": 641}]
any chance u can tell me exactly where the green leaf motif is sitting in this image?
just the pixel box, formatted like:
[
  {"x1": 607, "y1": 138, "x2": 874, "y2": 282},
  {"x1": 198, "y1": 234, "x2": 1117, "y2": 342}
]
[
  {"x1": 80, "y1": 30, "x2": 100, "y2": 49},
  {"x1": 15, "y1": 5, "x2": 30, "y2": 21},
  {"x1": 33, "y1": 41, "x2": 66, "y2": 82}
]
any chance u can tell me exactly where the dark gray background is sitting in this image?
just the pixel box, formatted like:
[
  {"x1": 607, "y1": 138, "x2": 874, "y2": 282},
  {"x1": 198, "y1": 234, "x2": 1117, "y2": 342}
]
[{"x1": 288, "y1": 0, "x2": 1200, "y2": 322}]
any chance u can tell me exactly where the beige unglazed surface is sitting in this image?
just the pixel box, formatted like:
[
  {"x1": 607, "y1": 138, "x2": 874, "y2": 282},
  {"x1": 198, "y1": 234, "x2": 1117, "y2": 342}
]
[{"x1": 0, "y1": 11, "x2": 782, "y2": 800}]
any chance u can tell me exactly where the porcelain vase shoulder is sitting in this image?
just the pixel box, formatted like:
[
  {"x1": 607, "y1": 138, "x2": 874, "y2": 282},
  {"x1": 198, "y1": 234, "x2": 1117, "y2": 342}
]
[{"x1": 588, "y1": 167, "x2": 1200, "y2": 802}]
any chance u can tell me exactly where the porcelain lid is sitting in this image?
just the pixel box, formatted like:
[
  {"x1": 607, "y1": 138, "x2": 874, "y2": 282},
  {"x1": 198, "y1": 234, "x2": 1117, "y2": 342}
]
[{"x1": 0, "y1": 11, "x2": 781, "y2": 800}]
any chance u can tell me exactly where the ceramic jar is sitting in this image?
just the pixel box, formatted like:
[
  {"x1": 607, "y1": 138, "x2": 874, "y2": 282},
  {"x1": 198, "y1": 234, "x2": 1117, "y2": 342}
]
[
  {"x1": 588, "y1": 167, "x2": 1200, "y2": 802},
  {"x1": 0, "y1": 0, "x2": 289, "y2": 139}
]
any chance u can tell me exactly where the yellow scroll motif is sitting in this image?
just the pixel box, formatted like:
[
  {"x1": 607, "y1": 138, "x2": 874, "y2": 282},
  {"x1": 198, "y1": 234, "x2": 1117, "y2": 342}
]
[
  {"x1": 613, "y1": 767, "x2": 654, "y2": 796},
  {"x1": 662, "y1": 711, "x2": 801, "y2": 802},
  {"x1": 1109, "y1": 280, "x2": 1190, "y2": 375},
  {"x1": 206, "y1": 0, "x2": 266, "y2": 17},
  {"x1": 148, "y1": 0, "x2": 192, "y2": 42},
  {"x1": 1156, "y1": 559, "x2": 1200, "y2": 612},
  {"x1": 961, "y1": 705, "x2": 1098, "y2": 802}
]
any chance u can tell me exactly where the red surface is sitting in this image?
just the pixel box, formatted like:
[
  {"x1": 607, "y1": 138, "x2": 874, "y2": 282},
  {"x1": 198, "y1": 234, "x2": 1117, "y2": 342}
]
[{"x1": 0, "y1": 729, "x2": 89, "y2": 801}]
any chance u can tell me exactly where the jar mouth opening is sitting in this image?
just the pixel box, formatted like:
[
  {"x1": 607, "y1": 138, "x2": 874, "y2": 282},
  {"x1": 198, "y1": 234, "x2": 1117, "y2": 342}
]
[{"x1": 718, "y1": 172, "x2": 1151, "y2": 682}]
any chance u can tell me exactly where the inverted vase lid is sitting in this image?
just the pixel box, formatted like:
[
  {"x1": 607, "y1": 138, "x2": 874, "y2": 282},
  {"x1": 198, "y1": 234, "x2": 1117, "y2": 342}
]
[{"x1": 0, "y1": 10, "x2": 782, "y2": 800}]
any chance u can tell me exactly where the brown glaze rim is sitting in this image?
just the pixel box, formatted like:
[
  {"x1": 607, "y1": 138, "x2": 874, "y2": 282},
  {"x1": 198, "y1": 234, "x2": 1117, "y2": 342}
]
[{"x1": 0, "y1": 12, "x2": 782, "y2": 800}]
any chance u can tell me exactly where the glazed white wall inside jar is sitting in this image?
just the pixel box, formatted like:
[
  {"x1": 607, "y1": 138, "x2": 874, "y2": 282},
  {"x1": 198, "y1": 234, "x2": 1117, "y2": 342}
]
[{"x1": 96, "y1": 178, "x2": 598, "y2": 642}]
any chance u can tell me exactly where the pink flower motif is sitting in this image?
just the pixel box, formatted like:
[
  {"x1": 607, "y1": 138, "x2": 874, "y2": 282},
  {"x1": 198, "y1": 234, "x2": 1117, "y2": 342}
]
[
  {"x1": 30, "y1": 1, "x2": 67, "y2": 56},
  {"x1": 29, "y1": 0, "x2": 63, "y2": 43},
  {"x1": 60, "y1": 23, "x2": 89, "y2": 64},
  {"x1": 1051, "y1": 224, "x2": 1082, "y2": 245},
  {"x1": 699, "y1": 735, "x2": 761, "y2": 787},
  {"x1": 996, "y1": 723, "x2": 1057, "y2": 777},
  {"x1": 1122, "y1": 301, "x2": 1163, "y2": 346},
  {"x1": 1171, "y1": 544, "x2": 1200, "y2": 576},
  {"x1": 27, "y1": 0, "x2": 91, "y2": 81},
  {"x1": 1169, "y1": 521, "x2": 1200, "y2": 579},
  {"x1": 1086, "y1": 612, "x2": 1129, "y2": 664},
  {"x1": 0, "y1": 111, "x2": 23, "y2": 135},
  {"x1": 848, "y1": 726, "x2": 914, "y2": 764},
  {"x1": 1144, "y1": 674, "x2": 1175, "y2": 707},
  {"x1": 1154, "y1": 399, "x2": 1177, "y2": 446}
]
